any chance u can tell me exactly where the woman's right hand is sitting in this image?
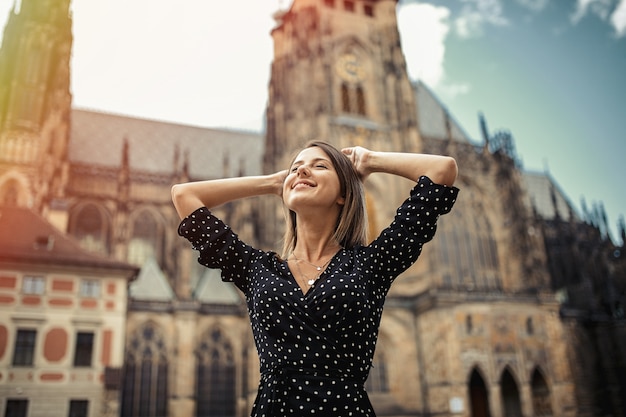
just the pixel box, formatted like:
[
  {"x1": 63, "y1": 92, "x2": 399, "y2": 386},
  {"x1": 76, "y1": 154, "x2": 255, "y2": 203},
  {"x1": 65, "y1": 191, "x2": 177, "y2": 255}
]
[{"x1": 272, "y1": 170, "x2": 288, "y2": 197}]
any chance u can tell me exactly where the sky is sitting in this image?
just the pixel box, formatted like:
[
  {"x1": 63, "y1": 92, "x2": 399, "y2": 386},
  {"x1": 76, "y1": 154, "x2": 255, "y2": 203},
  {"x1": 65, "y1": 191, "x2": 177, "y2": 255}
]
[{"x1": 0, "y1": 0, "x2": 624, "y2": 243}]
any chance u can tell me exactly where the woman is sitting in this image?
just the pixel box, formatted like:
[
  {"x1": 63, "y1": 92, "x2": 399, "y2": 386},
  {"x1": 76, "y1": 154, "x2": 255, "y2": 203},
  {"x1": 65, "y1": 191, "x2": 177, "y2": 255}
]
[{"x1": 172, "y1": 141, "x2": 459, "y2": 416}]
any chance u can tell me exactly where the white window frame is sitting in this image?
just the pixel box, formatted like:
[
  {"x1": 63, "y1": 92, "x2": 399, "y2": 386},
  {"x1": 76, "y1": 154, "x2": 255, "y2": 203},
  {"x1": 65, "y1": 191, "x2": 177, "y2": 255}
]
[
  {"x1": 79, "y1": 280, "x2": 100, "y2": 298},
  {"x1": 22, "y1": 276, "x2": 45, "y2": 295}
]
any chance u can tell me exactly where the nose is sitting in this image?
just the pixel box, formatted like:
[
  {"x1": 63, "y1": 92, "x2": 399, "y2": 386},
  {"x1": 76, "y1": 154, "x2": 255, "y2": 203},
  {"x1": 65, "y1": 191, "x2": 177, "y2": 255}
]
[{"x1": 296, "y1": 164, "x2": 310, "y2": 176}]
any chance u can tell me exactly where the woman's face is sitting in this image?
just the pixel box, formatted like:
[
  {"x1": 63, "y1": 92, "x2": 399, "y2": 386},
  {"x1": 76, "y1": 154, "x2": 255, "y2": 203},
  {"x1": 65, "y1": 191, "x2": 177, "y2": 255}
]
[{"x1": 282, "y1": 146, "x2": 345, "y2": 213}]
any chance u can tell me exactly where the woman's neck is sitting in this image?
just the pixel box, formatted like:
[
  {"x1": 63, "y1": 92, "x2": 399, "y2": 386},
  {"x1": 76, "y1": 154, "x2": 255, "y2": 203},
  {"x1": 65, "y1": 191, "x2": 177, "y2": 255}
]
[{"x1": 293, "y1": 227, "x2": 341, "y2": 262}]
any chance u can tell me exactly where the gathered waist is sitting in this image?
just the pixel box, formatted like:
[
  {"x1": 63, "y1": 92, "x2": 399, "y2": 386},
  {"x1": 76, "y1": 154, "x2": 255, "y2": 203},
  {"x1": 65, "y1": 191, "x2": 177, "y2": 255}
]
[{"x1": 261, "y1": 365, "x2": 365, "y2": 385}]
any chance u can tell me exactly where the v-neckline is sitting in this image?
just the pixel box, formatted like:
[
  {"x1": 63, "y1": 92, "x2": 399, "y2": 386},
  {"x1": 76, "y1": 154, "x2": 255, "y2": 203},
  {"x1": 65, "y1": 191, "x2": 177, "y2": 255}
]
[
  {"x1": 284, "y1": 250, "x2": 341, "y2": 297},
  {"x1": 285, "y1": 259, "x2": 316, "y2": 296}
]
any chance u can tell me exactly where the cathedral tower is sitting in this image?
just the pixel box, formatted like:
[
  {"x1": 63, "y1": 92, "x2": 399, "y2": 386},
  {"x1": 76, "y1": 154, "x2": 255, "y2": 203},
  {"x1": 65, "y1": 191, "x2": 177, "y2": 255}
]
[
  {"x1": 261, "y1": 0, "x2": 421, "y2": 249},
  {"x1": 264, "y1": 0, "x2": 419, "y2": 169},
  {"x1": 0, "y1": 0, "x2": 73, "y2": 211}
]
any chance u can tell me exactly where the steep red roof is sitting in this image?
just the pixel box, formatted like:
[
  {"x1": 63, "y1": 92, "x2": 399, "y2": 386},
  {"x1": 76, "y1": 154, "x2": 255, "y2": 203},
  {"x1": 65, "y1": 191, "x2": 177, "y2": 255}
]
[{"x1": 0, "y1": 205, "x2": 138, "y2": 277}]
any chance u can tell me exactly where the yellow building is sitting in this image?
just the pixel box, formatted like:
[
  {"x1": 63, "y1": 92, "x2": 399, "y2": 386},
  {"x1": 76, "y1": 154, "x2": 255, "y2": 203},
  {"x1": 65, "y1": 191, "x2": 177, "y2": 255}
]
[{"x1": 0, "y1": 207, "x2": 138, "y2": 417}]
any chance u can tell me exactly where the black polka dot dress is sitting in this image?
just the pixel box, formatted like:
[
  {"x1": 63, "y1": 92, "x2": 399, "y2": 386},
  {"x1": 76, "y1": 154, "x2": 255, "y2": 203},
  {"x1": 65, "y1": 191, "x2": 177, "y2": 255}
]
[{"x1": 178, "y1": 176, "x2": 459, "y2": 416}]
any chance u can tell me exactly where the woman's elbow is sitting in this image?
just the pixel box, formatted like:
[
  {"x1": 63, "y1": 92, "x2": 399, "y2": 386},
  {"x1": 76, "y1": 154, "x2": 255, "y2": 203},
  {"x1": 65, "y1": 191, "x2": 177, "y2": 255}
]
[
  {"x1": 171, "y1": 183, "x2": 184, "y2": 205},
  {"x1": 171, "y1": 183, "x2": 197, "y2": 219},
  {"x1": 437, "y1": 157, "x2": 458, "y2": 186}
]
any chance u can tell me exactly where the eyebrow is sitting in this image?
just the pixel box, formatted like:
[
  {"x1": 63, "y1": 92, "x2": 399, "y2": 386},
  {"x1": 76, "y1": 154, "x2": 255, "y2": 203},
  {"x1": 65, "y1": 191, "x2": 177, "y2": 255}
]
[{"x1": 291, "y1": 157, "x2": 331, "y2": 166}]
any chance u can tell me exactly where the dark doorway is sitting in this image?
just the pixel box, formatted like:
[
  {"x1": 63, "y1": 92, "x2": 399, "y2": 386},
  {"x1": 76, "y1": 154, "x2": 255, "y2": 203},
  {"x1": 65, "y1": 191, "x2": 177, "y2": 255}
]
[{"x1": 469, "y1": 368, "x2": 491, "y2": 417}]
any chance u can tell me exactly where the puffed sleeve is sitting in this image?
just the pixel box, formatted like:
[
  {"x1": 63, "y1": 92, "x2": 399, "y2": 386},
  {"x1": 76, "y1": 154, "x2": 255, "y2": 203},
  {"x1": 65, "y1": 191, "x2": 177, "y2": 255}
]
[
  {"x1": 177, "y1": 207, "x2": 256, "y2": 293},
  {"x1": 361, "y1": 175, "x2": 459, "y2": 288}
]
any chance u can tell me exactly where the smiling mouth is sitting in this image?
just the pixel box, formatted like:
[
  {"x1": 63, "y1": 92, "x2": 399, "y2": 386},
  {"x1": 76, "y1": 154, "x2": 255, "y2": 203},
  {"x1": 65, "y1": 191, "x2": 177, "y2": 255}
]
[{"x1": 293, "y1": 182, "x2": 315, "y2": 189}]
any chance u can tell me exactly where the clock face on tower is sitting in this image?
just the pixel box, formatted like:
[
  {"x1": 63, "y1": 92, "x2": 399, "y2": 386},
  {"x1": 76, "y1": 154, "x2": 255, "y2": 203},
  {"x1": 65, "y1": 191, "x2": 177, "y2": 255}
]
[{"x1": 335, "y1": 53, "x2": 365, "y2": 82}]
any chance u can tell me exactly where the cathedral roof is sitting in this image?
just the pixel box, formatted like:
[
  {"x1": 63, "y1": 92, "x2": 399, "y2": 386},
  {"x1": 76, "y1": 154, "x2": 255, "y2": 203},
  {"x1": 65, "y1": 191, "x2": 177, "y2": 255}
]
[
  {"x1": 0, "y1": 205, "x2": 139, "y2": 275},
  {"x1": 129, "y1": 257, "x2": 175, "y2": 301},
  {"x1": 194, "y1": 267, "x2": 242, "y2": 305},
  {"x1": 522, "y1": 171, "x2": 579, "y2": 221},
  {"x1": 69, "y1": 109, "x2": 264, "y2": 179},
  {"x1": 413, "y1": 81, "x2": 472, "y2": 143}
]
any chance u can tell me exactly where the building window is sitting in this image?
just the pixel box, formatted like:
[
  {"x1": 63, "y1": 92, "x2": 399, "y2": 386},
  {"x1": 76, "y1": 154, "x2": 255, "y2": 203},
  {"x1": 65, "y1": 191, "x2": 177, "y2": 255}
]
[
  {"x1": 128, "y1": 211, "x2": 162, "y2": 267},
  {"x1": 80, "y1": 280, "x2": 100, "y2": 298},
  {"x1": 344, "y1": 0, "x2": 355, "y2": 12},
  {"x1": 466, "y1": 315, "x2": 473, "y2": 334},
  {"x1": 196, "y1": 328, "x2": 236, "y2": 417},
  {"x1": 526, "y1": 317, "x2": 534, "y2": 335},
  {"x1": 71, "y1": 204, "x2": 109, "y2": 255},
  {"x1": 23, "y1": 276, "x2": 45, "y2": 294},
  {"x1": 356, "y1": 85, "x2": 366, "y2": 115},
  {"x1": 4, "y1": 399, "x2": 28, "y2": 417},
  {"x1": 341, "y1": 83, "x2": 351, "y2": 113},
  {"x1": 68, "y1": 400, "x2": 89, "y2": 417},
  {"x1": 74, "y1": 332, "x2": 94, "y2": 367},
  {"x1": 364, "y1": 4, "x2": 374, "y2": 17},
  {"x1": 121, "y1": 323, "x2": 168, "y2": 417},
  {"x1": 324, "y1": 0, "x2": 335, "y2": 7},
  {"x1": 435, "y1": 208, "x2": 501, "y2": 291},
  {"x1": 12, "y1": 329, "x2": 36, "y2": 366},
  {"x1": 339, "y1": 82, "x2": 367, "y2": 116}
]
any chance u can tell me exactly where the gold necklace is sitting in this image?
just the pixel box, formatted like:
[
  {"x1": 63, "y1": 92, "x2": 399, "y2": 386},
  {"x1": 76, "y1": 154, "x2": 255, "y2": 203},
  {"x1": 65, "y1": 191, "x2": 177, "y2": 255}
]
[
  {"x1": 292, "y1": 253, "x2": 333, "y2": 271},
  {"x1": 291, "y1": 254, "x2": 333, "y2": 286}
]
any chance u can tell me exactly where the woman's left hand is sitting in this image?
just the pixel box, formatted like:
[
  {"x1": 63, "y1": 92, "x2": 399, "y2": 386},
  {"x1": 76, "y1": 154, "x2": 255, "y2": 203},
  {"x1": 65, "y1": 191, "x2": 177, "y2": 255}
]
[{"x1": 342, "y1": 146, "x2": 372, "y2": 180}]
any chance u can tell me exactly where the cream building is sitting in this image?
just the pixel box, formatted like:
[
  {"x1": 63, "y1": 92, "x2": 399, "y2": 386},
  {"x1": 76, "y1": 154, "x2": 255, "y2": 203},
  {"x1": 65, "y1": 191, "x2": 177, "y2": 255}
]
[{"x1": 0, "y1": 206, "x2": 138, "y2": 417}]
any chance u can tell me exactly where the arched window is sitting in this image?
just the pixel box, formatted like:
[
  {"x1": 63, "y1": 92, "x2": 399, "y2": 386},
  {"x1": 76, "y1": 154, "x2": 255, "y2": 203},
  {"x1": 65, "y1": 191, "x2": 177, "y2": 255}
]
[
  {"x1": 128, "y1": 210, "x2": 163, "y2": 266},
  {"x1": 468, "y1": 368, "x2": 491, "y2": 417},
  {"x1": 196, "y1": 328, "x2": 236, "y2": 417},
  {"x1": 121, "y1": 323, "x2": 168, "y2": 417},
  {"x1": 356, "y1": 85, "x2": 366, "y2": 115},
  {"x1": 500, "y1": 368, "x2": 522, "y2": 417},
  {"x1": 466, "y1": 315, "x2": 473, "y2": 334},
  {"x1": 435, "y1": 205, "x2": 500, "y2": 291},
  {"x1": 531, "y1": 367, "x2": 552, "y2": 416},
  {"x1": 341, "y1": 83, "x2": 351, "y2": 113},
  {"x1": 526, "y1": 317, "x2": 534, "y2": 335},
  {"x1": 339, "y1": 82, "x2": 367, "y2": 116},
  {"x1": 70, "y1": 204, "x2": 109, "y2": 255}
]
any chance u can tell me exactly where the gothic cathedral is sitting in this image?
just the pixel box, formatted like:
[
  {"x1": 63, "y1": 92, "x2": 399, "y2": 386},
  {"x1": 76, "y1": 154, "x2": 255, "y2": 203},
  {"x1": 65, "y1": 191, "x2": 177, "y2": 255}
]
[{"x1": 1, "y1": 1, "x2": 625, "y2": 417}]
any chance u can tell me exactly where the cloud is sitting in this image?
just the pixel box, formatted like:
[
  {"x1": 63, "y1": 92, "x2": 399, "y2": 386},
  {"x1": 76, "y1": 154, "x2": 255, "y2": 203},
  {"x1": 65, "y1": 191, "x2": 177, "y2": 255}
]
[
  {"x1": 515, "y1": 0, "x2": 550, "y2": 12},
  {"x1": 571, "y1": 0, "x2": 613, "y2": 24},
  {"x1": 397, "y1": 3, "x2": 450, "y2": 86},
  {"x1": 397, "y1": 2, "x2": 472, "y2": 100},
  {"x1": 611, "y1": 0, "x2": 626, "y2": 36},
  {"x1": 454, "y1": 0, "x2": 509, "y2": 38},
  {"x1": 570, "y1": 0, "x2": 626, "y2": 37}
]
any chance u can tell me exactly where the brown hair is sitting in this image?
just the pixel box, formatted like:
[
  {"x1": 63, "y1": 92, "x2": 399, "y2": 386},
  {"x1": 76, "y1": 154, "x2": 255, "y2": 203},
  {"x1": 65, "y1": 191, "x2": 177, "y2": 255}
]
[{"x1": 281, "y1": 141, "x2": 367, "y2": 257}]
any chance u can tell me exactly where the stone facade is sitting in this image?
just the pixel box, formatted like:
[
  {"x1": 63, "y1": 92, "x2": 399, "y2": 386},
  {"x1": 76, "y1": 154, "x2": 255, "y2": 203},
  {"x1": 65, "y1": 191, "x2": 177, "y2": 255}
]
[{"x1": 0, "y1": 1, "x2": 624, "y2": 417}]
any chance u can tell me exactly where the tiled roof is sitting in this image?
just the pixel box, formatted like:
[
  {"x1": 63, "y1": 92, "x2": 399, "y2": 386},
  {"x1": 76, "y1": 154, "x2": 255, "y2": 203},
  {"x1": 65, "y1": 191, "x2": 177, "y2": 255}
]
[
  {"x1": 194, "y1": 268, "x2": 242, "y2": 305},
  {"x1": 522, "y1": 171, "x2": 579, "y2": 221},
  {"x1": 413, "y1": 81, "x2": 472, "y2": 143},
  {"x1": 129, "y1": 257, "x2": 175, "y2": 301},
  {"x1": 0, "y1": 205, "x2": 139, "y2": 274},
  {"x1": 70, "y1": 109, "x2": 265, "y2": 179}
]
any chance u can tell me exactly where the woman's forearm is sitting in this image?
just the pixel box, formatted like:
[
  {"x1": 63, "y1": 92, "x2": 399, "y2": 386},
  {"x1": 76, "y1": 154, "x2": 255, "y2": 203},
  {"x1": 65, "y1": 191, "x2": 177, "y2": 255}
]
[
  {"x1": 343, "y1": 146, "x2": 458, "y2": 186},
  {"x1": 367, "y1": 151, "x2": 458, "y2": 185},
  {"x1": 171, "y1": 172, "x2": 286, "y2": 219}
]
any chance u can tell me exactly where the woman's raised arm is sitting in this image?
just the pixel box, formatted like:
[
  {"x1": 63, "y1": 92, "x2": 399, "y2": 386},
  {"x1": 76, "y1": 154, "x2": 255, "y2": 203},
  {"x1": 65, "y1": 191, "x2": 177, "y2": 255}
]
[
  {"x1": 171, "y1": 170, "x2": 287, "y2": 219},
  {"x1": 342, "y1": 146, "x2": 457, "y2": 186}
]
